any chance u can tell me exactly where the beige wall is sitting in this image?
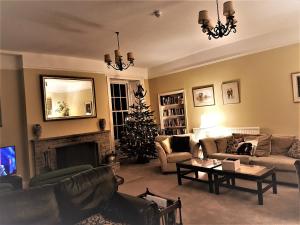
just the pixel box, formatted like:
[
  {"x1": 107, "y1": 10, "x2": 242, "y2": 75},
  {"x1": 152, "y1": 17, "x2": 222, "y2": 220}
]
[
  {"x1": 148, "y1": 44, "x2": 300, "y2": 136},
  {"x1": 0, "y1": 69, "x2": 29, "y2": 179},
  {"x1": 23, "y1": 69, "x2": 111, "y2": 177}
]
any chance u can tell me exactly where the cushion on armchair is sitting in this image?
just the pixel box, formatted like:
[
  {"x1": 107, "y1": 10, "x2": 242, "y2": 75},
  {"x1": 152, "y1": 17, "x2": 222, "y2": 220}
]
[
  {"x1": 171, "y1": 136, "x2": 190, "y2": 152},
  {"x1": 160, "y1": 137, "x2": 172, "y2": 154}
]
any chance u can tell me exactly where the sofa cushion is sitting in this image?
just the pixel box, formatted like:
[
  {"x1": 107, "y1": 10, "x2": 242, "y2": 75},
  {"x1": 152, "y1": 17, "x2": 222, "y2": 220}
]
[
  {"x1": 160, "y1": 137, "x2": 172, "y2": 154},
  {"x1": 271, "y1": 135, "x2": 296, "y2": 155},
  {"x1": 167, "y1": 152, "x2": 192, "y2": 163},
  {"x1": 209, "y1": 153, "x2": 250, "y2": 164},
  {"x1": 226, "y1": 136, "x2": 244, "y2": 154},
  {"x1": 215, "y1": 136, "x2": 231, "y2": 153},
  {"x1": 0, "y1": 185, "x2": 60, "y2": 225},
  {"x1": 250, "y1": 155, "x2": 297, "y2": 172},
  {"x1": 200, "y1": 138, "x2": 218, "y2": 158},
  {"x1": 55, "y1": 166, "x2": 118, "y2": 224},
  {"x1": 171, "y1": 136, "x2": 190, "y2": 152},
  {"x1": 254, "y1": 134, "x2": 272, "y2": 157},
  {"x1": 287, "y1": 140, "x2": 300, "y2": 159}
]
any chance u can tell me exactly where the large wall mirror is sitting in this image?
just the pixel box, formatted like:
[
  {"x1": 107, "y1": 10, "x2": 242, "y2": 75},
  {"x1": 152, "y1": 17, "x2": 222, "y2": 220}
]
[{"x1": 40, "y1": 75, "x2": 97, "y2": 121}]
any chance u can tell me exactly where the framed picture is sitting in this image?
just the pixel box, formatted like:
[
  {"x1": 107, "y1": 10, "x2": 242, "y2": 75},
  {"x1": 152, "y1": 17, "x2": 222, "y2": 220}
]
[
  {"x1": 222, "y1": 80, "x2": 240, "y2": 104},
  {"x1": 192, "y1": 85, "x2": 215, "y2": 107},
  {"x1": 291, "y1": 72, "x2": 300, "y2": 102},
  {"x1": 85, "y1": 101, "x2": 93, "y2": 114}
]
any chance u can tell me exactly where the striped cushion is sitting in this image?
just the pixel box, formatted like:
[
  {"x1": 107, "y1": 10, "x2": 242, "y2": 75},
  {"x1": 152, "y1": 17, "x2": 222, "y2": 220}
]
[{"x1": 288, "y1": 140, "x2": 300, "y2": 159}]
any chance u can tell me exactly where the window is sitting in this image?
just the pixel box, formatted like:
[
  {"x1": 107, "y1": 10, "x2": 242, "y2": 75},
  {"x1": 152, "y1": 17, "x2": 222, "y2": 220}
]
[{"x1": 110, "y1": 83, "x2": 128, "y2": 140}]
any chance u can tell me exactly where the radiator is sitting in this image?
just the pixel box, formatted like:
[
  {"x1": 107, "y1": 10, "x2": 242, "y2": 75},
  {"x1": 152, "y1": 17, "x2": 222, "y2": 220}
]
[{"x1": 192, "y1": 127, "x2": 260, "y2": 139}]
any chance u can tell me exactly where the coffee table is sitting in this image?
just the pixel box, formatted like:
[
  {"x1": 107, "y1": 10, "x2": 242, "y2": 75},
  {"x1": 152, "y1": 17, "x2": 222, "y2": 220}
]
[
  {"x1": 176, "y1": 158, "x2": 221, "y2": 193},
  {"x1": 213, "y1": 164, "x2": 277, "y2": 205}
]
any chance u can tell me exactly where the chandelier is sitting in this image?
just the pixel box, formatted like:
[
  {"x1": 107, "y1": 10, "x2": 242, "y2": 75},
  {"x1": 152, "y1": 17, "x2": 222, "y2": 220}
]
[
  {"x1": 198, "y1": 0, "x2": 237, "y2": 40},
  {"x1": 104, "y1": 32, "x2": 134, "y2": 71}
]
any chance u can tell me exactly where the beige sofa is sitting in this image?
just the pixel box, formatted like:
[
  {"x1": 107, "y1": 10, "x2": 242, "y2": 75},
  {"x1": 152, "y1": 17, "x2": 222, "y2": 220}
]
[
  {"x1": 155, "y1": 134, "x2": 199, "y2": 173},
  {"x1": 200, "y1": 135, "x2": 298, "y2": 185}
]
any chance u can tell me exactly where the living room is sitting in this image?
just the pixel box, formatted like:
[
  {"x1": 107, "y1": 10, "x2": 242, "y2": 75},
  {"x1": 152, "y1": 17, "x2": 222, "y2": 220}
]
[{"x1": 0, "y1": 1, "x2": 299, "y2": 225}]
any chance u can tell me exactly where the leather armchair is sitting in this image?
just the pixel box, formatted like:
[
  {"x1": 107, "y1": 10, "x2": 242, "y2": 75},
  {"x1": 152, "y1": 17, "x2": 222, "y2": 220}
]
[{"x1": 0, "y1": 166, "x2": 160, "y2": 225}]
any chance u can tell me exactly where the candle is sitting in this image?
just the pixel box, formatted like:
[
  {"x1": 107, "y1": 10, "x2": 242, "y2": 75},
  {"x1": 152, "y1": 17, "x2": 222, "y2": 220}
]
[
  {"x1": 198, "y1": 10, "x2": 209, "y2": 24},
  {"x1": 223, "y1": 1, "x2": 235, "y2": 16},
  {"x1": 127, "y1": 52, "x2": 134, "y2": 61},
  {"x1": 114, "y1": 50, "x2": 120, "y2": 57},
  {"x1": 104, "y1": 54, "x2": 111, "y2": 63}
]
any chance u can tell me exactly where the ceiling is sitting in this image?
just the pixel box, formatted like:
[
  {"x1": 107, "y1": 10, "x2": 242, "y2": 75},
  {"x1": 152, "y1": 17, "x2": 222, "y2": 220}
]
[{"x1": 1, "y1": 0, "x2": 299, "y2": 71}]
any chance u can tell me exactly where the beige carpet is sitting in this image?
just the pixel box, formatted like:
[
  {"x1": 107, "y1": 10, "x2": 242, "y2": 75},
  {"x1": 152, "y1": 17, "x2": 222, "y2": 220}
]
[{"x1": 118, "y1": 159, "x2": 300, "y2": 225}]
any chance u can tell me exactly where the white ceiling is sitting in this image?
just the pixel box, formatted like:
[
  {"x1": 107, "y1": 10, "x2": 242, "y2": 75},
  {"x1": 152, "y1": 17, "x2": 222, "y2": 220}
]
[{"x1": 1, "y1": 0, "x2": 299, "y2": 72}]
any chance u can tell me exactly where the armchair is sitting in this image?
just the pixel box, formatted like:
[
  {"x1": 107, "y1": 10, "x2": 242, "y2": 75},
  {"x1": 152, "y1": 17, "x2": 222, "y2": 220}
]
[{"x1": 155, "y1": 134, "x2": 200, "y2": 173}]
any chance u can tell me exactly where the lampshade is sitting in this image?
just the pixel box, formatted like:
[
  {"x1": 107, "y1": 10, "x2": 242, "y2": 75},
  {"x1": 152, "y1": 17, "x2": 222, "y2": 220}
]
[
  {"x1": 223, "y1": 1, "x2": 235, "y2": 17},
  {"x1": 198, "y1": 10, "x2": 209, "y2": 24}
]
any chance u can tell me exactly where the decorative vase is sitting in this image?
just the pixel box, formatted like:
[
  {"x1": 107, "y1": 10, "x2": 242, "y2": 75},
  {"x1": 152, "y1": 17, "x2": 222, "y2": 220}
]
[
  {"x1": 32, "y1": 124, "x2": 42, "y2": 139},
  {"x1": 106, "y1": 151, "x2": 117, "y2": 164},
  {"x1": 99, "y1": 119, "x2": 106, "y2": 131}
]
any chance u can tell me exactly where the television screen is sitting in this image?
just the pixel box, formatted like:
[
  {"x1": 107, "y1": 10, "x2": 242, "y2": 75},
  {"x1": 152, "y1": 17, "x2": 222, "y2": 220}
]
[{"x1": 0, "y1": 146, "x2": 17, "y2": 176}]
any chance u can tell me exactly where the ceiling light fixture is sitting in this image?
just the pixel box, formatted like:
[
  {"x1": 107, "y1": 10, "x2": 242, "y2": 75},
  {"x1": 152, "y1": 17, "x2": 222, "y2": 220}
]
[
  {"x1": 104, "y1": 32, "x2": 134, "y2": 71},
  {"x1": 198, "y1": 0, "x2": 237, "y2": 40}
]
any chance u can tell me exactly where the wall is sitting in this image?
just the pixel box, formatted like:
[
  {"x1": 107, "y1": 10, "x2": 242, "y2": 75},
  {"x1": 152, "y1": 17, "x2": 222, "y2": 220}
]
[
  {"x1": 23, "y1": 69, "x2": 111, "y2": 177},
  {"x1": 0, "y1": 66, "x2": 29, "y2": 180},
  {"x1": 148, "y1": 44, "x2": 300, "y2": 136}
]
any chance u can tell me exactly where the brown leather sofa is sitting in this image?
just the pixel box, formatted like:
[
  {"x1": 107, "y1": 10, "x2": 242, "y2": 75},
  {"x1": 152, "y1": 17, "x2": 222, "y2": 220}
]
[{"x1": 0, "y1": 166, "x2": 160, "y2": 225}]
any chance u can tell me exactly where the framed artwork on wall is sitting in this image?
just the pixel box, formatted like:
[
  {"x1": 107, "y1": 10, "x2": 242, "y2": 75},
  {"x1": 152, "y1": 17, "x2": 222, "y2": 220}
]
[
  {"x1": 221, "y1": 80, "x2": 240, "y2": 104},
  {"x1": 291, "y1": 72, "x2": 300, "y2": 103},
  {"x1": 192, "y1": 85, "x2": 215, "y2": 107}
]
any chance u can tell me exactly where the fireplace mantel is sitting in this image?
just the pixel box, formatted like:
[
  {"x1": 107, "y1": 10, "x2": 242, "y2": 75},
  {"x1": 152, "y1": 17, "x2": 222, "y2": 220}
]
[{"x1": 31, "y1": 131, "x2": 111, "y2": 175}]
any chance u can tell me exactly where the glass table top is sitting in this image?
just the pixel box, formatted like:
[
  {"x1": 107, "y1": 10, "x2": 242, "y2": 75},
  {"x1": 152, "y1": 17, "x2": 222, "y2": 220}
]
[{"x1": 178, "y1": 158, "x2": 221, "y2": 168}]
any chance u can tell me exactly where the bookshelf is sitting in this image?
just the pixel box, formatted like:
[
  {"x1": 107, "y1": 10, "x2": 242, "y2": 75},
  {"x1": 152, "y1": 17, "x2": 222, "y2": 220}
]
[{"x1": 158, "y1": 90, "x2": 187, "y2": 135}]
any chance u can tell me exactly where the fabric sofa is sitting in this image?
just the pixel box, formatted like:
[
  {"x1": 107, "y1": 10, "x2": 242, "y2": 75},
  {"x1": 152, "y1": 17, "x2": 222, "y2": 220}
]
[
  {"x1": 155, "y1": 134, "x2": 199, "y2": 173},
  {"x1": 0, "y1": 166, "x2": 160, "y2": 225},
  {"x1": 200, "y1": 134, "x2": 299, "y2": 185}
]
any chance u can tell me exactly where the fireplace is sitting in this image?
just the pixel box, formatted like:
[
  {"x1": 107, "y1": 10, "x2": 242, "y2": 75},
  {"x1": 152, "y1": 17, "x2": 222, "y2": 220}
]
[
  {"x1": 31, "y1": 131, "x2": 111, "y2": 175},
  {"x1": 56, "y1": 142, "x2": 99, "y2": 169}
]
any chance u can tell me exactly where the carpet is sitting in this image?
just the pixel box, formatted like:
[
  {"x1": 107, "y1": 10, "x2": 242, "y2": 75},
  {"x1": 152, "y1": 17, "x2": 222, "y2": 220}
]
[{"x1": 118, "y1": 159, "x2": 300, "y2": 225}]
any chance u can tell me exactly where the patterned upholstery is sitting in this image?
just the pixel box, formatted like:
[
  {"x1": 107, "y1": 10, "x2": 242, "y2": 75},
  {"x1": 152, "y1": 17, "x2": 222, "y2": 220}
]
[{"x1": 76, "y1": 213, "x2": 128, "y2": 225}]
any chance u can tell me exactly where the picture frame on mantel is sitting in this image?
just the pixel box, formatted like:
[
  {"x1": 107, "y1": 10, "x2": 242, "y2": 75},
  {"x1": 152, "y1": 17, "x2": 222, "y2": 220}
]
[
  {"x1": 222, "y1": 80, "x2": 240, "y2": 104},
  {"x1": 192, "y1": 84, "x2": 215, "y2": 107},
  {"x1": 291, "y1": 72, "x2": 300, "y2": 103}
]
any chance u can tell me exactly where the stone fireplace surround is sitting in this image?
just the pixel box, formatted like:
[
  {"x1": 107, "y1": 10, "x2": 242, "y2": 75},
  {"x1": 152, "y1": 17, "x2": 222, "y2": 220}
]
[{"x1": 31, "y1": 131, "x2": 111, "y2": 175}]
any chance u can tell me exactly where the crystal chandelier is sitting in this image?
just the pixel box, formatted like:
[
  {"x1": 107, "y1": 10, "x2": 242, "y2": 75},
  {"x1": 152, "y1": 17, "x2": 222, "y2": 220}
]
[
  {"x1": 104, "y1": 32, "x2": 134, "y2": 71},
  {"x1": 198, "y1": 0, "x2": 237, "y2": 40}
]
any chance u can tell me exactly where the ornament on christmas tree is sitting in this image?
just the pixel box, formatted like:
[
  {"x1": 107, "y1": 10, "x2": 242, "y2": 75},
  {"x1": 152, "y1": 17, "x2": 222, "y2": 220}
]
[{"x1": 119, "y1": 84, "x2": 158, "y2": 163}]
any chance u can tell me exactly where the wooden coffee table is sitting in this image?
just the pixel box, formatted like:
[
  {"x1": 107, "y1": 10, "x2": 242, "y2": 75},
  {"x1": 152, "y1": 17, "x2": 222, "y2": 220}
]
[
  {"x1": 176, "y1": 158, "x2": 221, "y2": 193},
  {"x1": 212, "y1": 164, "x2": 277, "y2": 205}
]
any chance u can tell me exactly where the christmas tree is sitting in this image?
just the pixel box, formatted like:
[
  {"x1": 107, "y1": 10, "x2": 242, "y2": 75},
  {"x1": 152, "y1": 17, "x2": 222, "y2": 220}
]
[{"x1": 119, "y1": 84, "x2": 158, "y2": 163}]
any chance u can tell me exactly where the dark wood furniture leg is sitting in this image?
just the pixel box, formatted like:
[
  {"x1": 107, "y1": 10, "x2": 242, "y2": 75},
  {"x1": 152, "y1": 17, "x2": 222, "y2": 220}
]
[
  {"x1": 208, "y1": 173, "x2": 214, "y2": 193},
  {"x1": 195, "y1": 170, "x2": 199, "y2": 179},
  {"x1": 272, "y1": 172, "x2": 277, "y2": 194},
  {"x1": 214, "y1": 174, "x2": 220, "y2": 195},
  {"x1": 257, "y1": 181, "x2": 263, "y2": 205},
  {"x1": 176, "y1": 165, "x2": 182, "y2": 185}
]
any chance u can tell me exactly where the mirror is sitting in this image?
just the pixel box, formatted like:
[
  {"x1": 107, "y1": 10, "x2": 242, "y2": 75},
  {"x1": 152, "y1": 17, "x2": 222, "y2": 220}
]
[{"x1": 41, "y1": 76, "x2": 97, "y2": 121}]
